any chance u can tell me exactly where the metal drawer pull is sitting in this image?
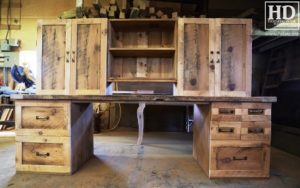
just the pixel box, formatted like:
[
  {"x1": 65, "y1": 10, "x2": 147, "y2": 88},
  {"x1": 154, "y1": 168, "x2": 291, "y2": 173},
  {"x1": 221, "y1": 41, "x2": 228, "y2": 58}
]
[
  {"x1": 248, "y1": 127, "x2": 264, "y2": 134},
  {"x1": 36, "y1": 116, "x2": 49, "y2": 121},
  {"x1": 219, "y1": 108, "x2": 235, "y2": 115},
  {"x1": 248, "y1": 109, "x2": 264, "y2": 115},
  {"x1": 233, "y1": 156, "x2": 247, "y2": 161},
  {"x1": 218, "y1": 127, "x2": 234, "y2": 133},
  {"x1": 36, "y1": 152, "x2": 50, "y2": 157}
]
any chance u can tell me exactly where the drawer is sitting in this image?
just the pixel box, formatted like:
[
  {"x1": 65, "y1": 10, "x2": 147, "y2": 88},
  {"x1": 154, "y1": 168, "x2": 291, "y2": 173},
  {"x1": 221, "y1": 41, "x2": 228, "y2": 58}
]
[
  {"x1": 16, "y1": 101, "x2": 70, "y2": 136},
  {"x1": 209, "y1": 141, "x2": 270, "y2": 178},
  {"x1": 212, "y1": 105, "x2": 242, "y2": 122},
  {"x1": 241, "y1": 103, "x2": 271, "y2": 122},
  {"x1": 211, "y1": 122, "x2": 241, "y2": 140},
  {"x1": 241, "y1": 122, "x2": 271, "y2": 141},
  {"x1": 213, "y1": 147, "x2": 266, "y2": 170},
  {"x1": 22, "y1": 143, "x2": 64, "y2": 165},
  {"x1": 22, "y1": 106, "x2": 67, "y2": 129},
  {"x1": 16, "y1": 136, "x2": 71, "y2": 174}
]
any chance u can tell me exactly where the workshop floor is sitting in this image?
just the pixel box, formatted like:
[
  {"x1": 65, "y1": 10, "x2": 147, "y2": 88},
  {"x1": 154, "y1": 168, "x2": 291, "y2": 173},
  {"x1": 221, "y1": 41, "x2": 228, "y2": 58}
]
[{"x1": 1, "y1": 131, "x2": 300, "y2": 188}]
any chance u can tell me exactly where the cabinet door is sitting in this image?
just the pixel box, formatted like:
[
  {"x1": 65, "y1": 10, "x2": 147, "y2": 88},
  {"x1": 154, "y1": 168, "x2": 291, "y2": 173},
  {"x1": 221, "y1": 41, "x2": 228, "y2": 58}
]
[
  {"x1": 70, "y1": 19, "x2": 108, "y2": 95},
  {"x1": 214, "y1": 19, "x2": 252, "y2": 96},
  {"x1": 37, "y1": 20, "x2": 71, "y2": 95},
  {"x1": 177, "y1": 18, "x2": 215, "y2": 96}
]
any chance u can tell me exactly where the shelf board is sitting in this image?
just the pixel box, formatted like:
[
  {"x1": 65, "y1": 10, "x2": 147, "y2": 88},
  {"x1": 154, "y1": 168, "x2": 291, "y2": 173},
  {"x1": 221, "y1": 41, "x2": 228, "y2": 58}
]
[
  {"x1": 108, "y1": 78, "x2": 177, "y2": 83},
  {"x1": 109, "y1": 48, "x2": 175, "y2": 57}
]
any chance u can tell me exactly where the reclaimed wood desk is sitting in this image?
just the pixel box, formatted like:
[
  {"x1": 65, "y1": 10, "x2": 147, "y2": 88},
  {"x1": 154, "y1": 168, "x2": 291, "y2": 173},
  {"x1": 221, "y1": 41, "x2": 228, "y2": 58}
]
[{"x1": 11, "y1": 95, "x2": 276, "y2": 178}]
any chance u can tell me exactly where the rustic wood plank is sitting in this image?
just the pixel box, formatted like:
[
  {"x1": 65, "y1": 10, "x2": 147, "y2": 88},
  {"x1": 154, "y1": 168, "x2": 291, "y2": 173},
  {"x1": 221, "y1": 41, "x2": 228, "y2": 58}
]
[
  {"x1": 11, "y1": 95, "x2": 277, "y2": 103},
  {"x1": 122, "y1": 58, "x2": 137, "y2": 78},
  {"x1": 71, "y1": 19, "x2": 108, "y2": 95},
  {"x1": 161, "y1": 31, "x2": 173, "y2": 47},
  {"x1": 40, "y1": 24, "x2": 66, "y2": 91},
  {"x1": 161, "y1": 57, "x2": 174, "y2": 79},
  {"x1": 193, "y1": 104, "x2": 210, "y2": 177},
  {"x1": 147, "y1": 58, "x2": 161, "y2": 78},
  {"x1": 70, "y1": 103, "x2": 94, "y2": 172},
  {"x1": 220, "y1": 24, "x2": 245, "y2": 92},
  {"x1": 75, "y1": 23, "x2": 101, "y2": 90},
  {"x1": 177, "y1": 18, "x2": 212, "y2": 96},
  {"x1": 136, "y1": 58, "x2": 147, "y2": 78},
  {"x1": 148, "y1": 31, "x2": 162, "y2": 47},
  {"x1": 110, "y1": 57, "x2": 123, "y2": 78}
]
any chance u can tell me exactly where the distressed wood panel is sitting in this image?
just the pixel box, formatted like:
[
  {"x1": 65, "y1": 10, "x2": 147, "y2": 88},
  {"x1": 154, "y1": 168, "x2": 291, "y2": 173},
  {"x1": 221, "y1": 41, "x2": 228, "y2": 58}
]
[
  {"x1": 110, "y1": 57, "x2": 174, "y2": 80},
  {"x1": 122, "y1": 58, "x2": 137, "y2": 78},
  {"x1": 76, "y1": 24, "x2": 102, "y2": 90},
  {"x1": 41, "y1": 25, "x2": 66, "y2": 90},
  {"x1": 183, "y1": 23, "x2": 209, "y2": 92},
  {"x1": 111, "y1": 31, "x2": 173, "y2": 48},
  {"x1": 221, "y1": 24, "x2": 246, "y2": 92}
]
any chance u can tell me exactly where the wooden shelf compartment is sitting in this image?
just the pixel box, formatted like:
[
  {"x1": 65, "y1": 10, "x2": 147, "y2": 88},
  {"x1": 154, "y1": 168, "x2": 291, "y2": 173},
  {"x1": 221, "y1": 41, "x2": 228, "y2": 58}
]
[
  {"x1": 108, "y1": 19, "x2": 177, "y2": 86},
  {"x1": 109, "y1": 19, "x2": 176, "y2": 49}
]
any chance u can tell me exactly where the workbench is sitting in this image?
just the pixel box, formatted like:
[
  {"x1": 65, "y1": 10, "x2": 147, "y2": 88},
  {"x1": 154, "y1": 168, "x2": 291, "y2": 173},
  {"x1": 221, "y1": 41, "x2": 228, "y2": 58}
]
[{"x1": 12, "y1": 95, "x2": 276, "y2": 178}]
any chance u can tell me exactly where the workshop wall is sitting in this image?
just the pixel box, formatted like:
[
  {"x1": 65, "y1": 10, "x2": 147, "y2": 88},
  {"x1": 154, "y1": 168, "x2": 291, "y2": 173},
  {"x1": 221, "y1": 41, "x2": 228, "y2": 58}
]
[{"x1": 0, "y1": 0, "x2": 75, "y2": 50}]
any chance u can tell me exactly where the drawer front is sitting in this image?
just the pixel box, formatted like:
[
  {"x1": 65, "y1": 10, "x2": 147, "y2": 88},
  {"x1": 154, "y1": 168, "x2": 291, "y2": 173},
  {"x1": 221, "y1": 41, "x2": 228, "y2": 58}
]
[
  {"x1": 16, "y1": 136, "x2": 71, "y2": 174},
  {"x1": 22, "y1": 143, "x2": 64, "y2": 165},
  {"x1": 213, "y1": 147, "x2": 267, "y2": 171},
  {"x1": 22, "y1": 106, "x2": 67, "y2": 129},
  {"x1": 212, "y1": 105, "x2": 242, "y2": 122},
  {"x1": 241, "y1": 103, "x2": 271, "y2": 122},
  {"x1": 241, "y1": 122, "x2": 271, "y2": 141},
  {"x1": 211, "y1": 122, "x2": 241, "y2": 140}
]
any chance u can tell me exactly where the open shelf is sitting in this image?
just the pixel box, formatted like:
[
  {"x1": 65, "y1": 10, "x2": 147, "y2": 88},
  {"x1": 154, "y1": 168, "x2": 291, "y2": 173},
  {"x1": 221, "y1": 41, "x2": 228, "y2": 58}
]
[
  {"x1": 108, "y1": 19, "x2": 177, "y2": 95},
  {"x1": 109, "y1": 48, "x2": 175, "y2": 57}
]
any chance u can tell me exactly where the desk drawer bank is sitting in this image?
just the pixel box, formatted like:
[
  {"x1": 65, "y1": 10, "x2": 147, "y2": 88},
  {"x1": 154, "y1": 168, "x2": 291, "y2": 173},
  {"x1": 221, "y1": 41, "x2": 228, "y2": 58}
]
[
  {"x1": 12, "y1": 95, "x2": 276, "y2": 177},
  {"x1": 15, "y1": 100, "x2": 93, "y2": 174}
]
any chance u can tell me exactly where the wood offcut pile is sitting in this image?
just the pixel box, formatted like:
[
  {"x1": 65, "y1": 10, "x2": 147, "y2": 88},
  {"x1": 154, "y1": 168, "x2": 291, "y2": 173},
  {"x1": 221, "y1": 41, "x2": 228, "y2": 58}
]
[{"x1": 60, "y1": 0, "x2": 202, "y2": 19}]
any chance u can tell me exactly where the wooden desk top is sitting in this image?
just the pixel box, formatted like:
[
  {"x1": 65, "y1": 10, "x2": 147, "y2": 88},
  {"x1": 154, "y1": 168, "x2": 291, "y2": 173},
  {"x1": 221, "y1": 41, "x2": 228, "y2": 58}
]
[{"x1": 11, "y1": 95, "x2": 277, "y2": 104}]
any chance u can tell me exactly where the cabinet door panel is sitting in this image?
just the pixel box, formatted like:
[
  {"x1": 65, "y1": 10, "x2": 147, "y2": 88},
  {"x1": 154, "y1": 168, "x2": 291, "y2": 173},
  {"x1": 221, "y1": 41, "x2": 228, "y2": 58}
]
[
  {"x1": 37, "y1": 20, "x2": 70, "y2": 95},
  {"x1": 215, "y1": 19, "x2": 252, "y2": 96},
  {"x1": 71, "y1": 19, "x2": 107, "y2": 95},
  {"x1": 177, "y1": 18, "x2": 215, "y2": 96}
]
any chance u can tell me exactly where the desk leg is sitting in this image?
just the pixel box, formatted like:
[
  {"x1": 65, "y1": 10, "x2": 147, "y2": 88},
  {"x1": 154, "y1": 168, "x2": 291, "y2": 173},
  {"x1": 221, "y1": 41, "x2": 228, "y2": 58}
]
[{"x1": 137, "y1": 102, "x2": 146, "y2": 145}]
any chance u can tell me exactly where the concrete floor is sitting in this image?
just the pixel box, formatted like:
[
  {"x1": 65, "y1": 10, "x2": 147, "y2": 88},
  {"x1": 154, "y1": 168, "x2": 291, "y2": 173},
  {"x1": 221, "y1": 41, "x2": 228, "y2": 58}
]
[{"x1": 1, "y1": 132, "x2": 300, "y2": 188}]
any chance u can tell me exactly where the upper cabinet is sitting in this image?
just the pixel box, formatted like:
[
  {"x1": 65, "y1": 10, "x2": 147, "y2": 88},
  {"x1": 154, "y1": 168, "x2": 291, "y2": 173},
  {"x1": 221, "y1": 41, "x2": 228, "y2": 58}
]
[
  {"x1": 177, "y1": 18, "x2": 252, "y2": 97},
  {"x1": 37, "y1": 19, "x2": 108, "y2": 95},
  {"x1": 37, "y1": 18, "x2": 251, "y2": 97}
]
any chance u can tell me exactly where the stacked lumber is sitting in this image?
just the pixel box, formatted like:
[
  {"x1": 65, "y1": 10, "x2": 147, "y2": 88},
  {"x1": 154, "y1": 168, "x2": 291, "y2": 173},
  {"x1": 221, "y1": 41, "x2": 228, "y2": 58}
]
[
  {"x1": 64, "y1": 0, "x2": 191, "y2": 19},
  {"x1": 0, "y1": 108, "x2": 14, "y2": 130}
]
